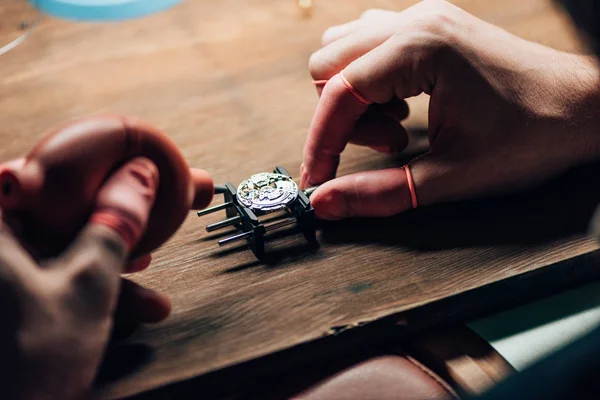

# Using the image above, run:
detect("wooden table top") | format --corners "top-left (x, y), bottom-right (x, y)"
top-left (2, 0), bottom-right (600, 398)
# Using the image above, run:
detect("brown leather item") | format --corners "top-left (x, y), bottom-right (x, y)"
top-left (291, 355), bottom-right (460, 400)
top-left (235, 325), bottom-right (513, 400)
top-left (406, 326), bottom-right (516, 397)
top-left (0, 114), bottom-right (214, 259)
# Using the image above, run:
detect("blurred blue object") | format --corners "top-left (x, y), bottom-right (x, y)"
top-left (30, 0), bottom-right (183, 21)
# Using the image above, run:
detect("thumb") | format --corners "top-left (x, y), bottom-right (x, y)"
top-left (89, 157), bottom-right (159, 251)
top-left (310, 152), bottom-right (449, 220)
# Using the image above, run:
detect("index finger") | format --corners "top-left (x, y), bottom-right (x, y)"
top-left (301, 73), bottom-right (372, 188)
top-left (60, 157), bottom-right (159, 269)
top-left (54, 158), bottom-right (159, 318)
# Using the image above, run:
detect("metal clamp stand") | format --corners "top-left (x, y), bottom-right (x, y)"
top-left (197, 166), bottom-right (317, 259)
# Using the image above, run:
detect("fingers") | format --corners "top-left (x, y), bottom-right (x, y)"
top-left (60, 156), bottom-right (160, 271)
top-left (190, 167), bottom-right (214, 210)
top-left (310, 85), bottom-right (410, 155)
top-left (301, 74), bottom-right (371, 188)
top-left (89, 157), bottom-right (160, 252)
top-left (310, 152), bottom-right (452, 220)
top-left (53, 158), bottom-right (160, 318)
top-left (114, 278), bottom-right (171, 324)
top-left (320, 9), bottom-right (398, 46)
top-left (309, 4), bottom-right (432, 82)
top-left (321, 20), bottom-right (366, 46)
top-left (309, 29), bottom-right (392, 82)
top-left (305, 3), bottom-right (470, 219)
top-left (303, 26), bottom-right (443, 187)
top-left (342, 36), bottom-right (425, 105)
top-left (310, 167), bottom-right (414, 220)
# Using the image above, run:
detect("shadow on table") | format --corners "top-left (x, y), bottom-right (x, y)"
top-left (318, 160), bottom-right (600, 250)
top-left (207, 226), bottom-right (322, 273)
top-left (95, 342), bottom-right (154, 385)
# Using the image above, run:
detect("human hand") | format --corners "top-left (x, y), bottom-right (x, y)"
top-left (302, 0), bottom-right (600, 220)
top-left (0, 157), bottom-right (167, 399)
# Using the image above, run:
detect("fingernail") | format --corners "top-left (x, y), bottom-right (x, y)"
top-left (91, 157), bottom-right (159, 250)
top-left (127, 158), bottom-right (159, 201)
top-left (300, 165), bottom-right (311, 189)
top-left (311, 188), bottom-right (344, 220)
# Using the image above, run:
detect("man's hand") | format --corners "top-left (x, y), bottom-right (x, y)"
top-left (302, 0), bottom-right (600, 219)
top-left (0, 157), bottom-right (168, 399)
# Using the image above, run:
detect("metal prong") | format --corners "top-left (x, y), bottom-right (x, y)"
top-left (197, 202), bottom-right (233, 217)
top-left (303, 186), bottom-right (318, 198)
top-left (206, 216), bottom-right (242, 232)
top-left (265, 217), bottom-right (297, 231)
top-left (218, 231), bottom-right (253, 246)
top-left (217, 218), bottom-right (297, 247)
top-left (214, 184), bottom-right (228, 194)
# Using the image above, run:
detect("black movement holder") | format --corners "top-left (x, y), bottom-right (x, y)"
top-left (197, 166), bottom-right (318, 259)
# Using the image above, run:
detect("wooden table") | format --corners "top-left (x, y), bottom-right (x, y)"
top-left (1, 0), bottom-right (600, 398)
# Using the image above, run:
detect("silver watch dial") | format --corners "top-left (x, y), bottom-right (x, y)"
top-left (236, 172), bottom-right (299, 213)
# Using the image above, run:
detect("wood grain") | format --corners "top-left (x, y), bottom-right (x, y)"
top-left (0, 0), bottom-right (599, 398)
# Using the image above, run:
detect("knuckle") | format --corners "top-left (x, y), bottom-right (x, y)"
top-left (321, 27), bottom-right (337, 45)
top-left (394, 8), bottom-right (456, 58)
top-left (411, 0), bottom-right (458, 36)
top-left (418, 10), bottom-right (453, 36)
top-left (359, 8), bottom-right (382, 20)
top-left (385, 33), bottom-right (439, 98)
